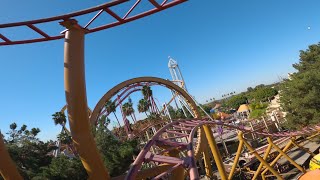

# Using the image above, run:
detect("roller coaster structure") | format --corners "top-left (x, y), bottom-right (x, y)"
top-left (1, 1), bottom-right (320, 180)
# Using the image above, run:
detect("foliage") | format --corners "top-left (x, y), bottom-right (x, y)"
top-left (147, 112), bottom-right (161, 120)
top-left (249, 87), bottom-right (278, 102)
top-left (197, 104), bottom-right (211, 117)
top-left (137, 98), bottom-right (150, 115)
top-left (39, 156), bottom-right (87, 180)
top-left (201, 104), bottom-right (211, 114)
top-left (175, 108), bottom-right (186, 119)
top-left (249, 109), bottom-right (266, 119)
top-left (225, 94), bottom-right (248, 110)
top-left (105, 100), bottom-right (121, 127)
top-left (249, 102), bottom-right (268, 119)
top-left (254, 84), bottom-right (265, 90)
top-left (167, 105), bottom-right (177, 119)
top-left (280, 43), bottom-right (320, 129)
top-left (52, 112), bottom-right (67, 126)
top-left (3, 118), bottom-right (139, 179)
top-left (105, 100), bottom-right (116, 114)
top-left (182, 106), bottom-right (193, 118)
top-left (122, 102), bottom-right (134, 117)
top-left (142, 85), bottom-right (152, 100)
top-left (38, 156), bottom-right (88, 180)
top-left (249, 102), bottom-right (268, 111)
top-left (164, 105), bottom-right (191, 119)
top-left (5, 123), bottom-right (56, 179)
top-left (57, 131), bottom-right (72, 145)
top-left (94, 120), bottom-right (139, 177)
top-left (247, 87), bottom-right (254, 92)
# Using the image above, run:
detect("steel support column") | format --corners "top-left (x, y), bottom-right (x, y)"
top-left (252, 143), bottom-right (272, 180)
top-left (202, 148), bottom-right (213, 178)
top-left (60, 19), bottom-right (109, 179)
top-left (267, 137), bottom-right (305, 173)
top-left (203, 125), bottom-right (227, 180)
top-left (261, 140), bottom-right (293, 179)
top-left (228, 132), bottom-right (244, 180)
top-left (240, 136), bottom-right (283, 180)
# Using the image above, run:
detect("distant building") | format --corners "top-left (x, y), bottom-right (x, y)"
top-left (237, 104), bottom-right (250, 120)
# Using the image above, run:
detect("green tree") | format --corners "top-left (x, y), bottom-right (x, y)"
top-left (19, 124), bottom-right (27, 133)
top-left (175, 108), bottom-right (186, 119)
top-left (225, 94), bottom-right (248, 109)
top-left (122, 102), bottom-right (136, 123)
top-left (39, 156), bottom-right (87, 180)
top-left (52, 112), bottom-right (67, 126)
top-left (105, 100), bottom-right (121, 127)
top-left (249, 102), bottom-right (268, 119)
top-left (8, 122), bottom-right (18, 143)
top-left (94, 120), bottom-right (138, 177)
top-left (198, 104), bottom-right (211, 117)
top-left (57, 131), bottom-right (72, 145)
top-left (137, 99), bottom-right (150, 116)
top-left (167, 105), bottom-right (177, 119)
top-left (280, 43), bottom-right (320, 129)
top-left (10, 122), bottom-right (17, 130)
top-left (142, 85), bottom-right (152, 100)
top-left (250, 87), bottom-right (278, 102)
top-left (52, 112), bottom-right (70, 134)
top-left (254, 84), bottom-right (265, 90)
top-left (142, 85), bottom-right (153, 113)
top-left (5, 123), bottom-right (56, 179)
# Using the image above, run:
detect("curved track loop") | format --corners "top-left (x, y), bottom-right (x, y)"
top-left (126, 118), bottom-right (320, 179)
top-left (90, 77), bottom-right (200, 125)
top-left (93, 82), bottom-right (158, 123)
top-left (90, 77), bottom-right (209, 178)
top-left (90, 77), bottom-right (203, 159)
top-left (0, 0), bottom-right (186, 45)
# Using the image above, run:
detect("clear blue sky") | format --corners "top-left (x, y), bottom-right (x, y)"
top-left (1, 0), bottom-right (320, 140)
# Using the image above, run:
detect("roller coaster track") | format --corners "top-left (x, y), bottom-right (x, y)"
top-left (0, 0), bottom-right (188, 177)
top-left (125, 118), bottom-right (320, 179)
top-left (0, 0), bottom-right (186, 46)
top-left (97, 82), bottom-right (158, 120)
top-left (1, 1), bottom-right (320, 178)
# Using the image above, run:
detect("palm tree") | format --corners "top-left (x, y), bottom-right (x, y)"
top-left (122, 102), bottom-right (136, 123)
top-left (128, 97), bottom-right (137, 122)
top-left (30, 128), bottom-right (40, 137)
top-left (142, 85), bottom-right (153, 113)
top-left (138, 99), bottom-right (150, 116)
top-left (129, 104), bottom-right (136, 123)
top-left (57, 131), bottom-right (72, 145)
top-left (9, 123), bottom-right (17, 130)
top-left (52, 112), bottom-right (70, 134)
top-left (52, 112), bottom-right (70, 157)
top-left (142, 85), bottom-right (152, 99)
top-left (105, 100), bottom-right (121, 127)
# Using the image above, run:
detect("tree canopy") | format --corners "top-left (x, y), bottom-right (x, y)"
top-left (280, 43), bottom-right (320, 129)
top-left (4, 123), bottom-right (59, 179)
top-left (2, 118), bottom-right (139, 179)
top-left (226, 95), bottom-right (248, 110)
top-left (94, 120), bottom-right (139, 177)
top-left (249, 87), bottom-right (278, 102)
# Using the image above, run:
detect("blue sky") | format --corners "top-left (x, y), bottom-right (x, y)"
top-left (1, 0), bottom-right (320, 140)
